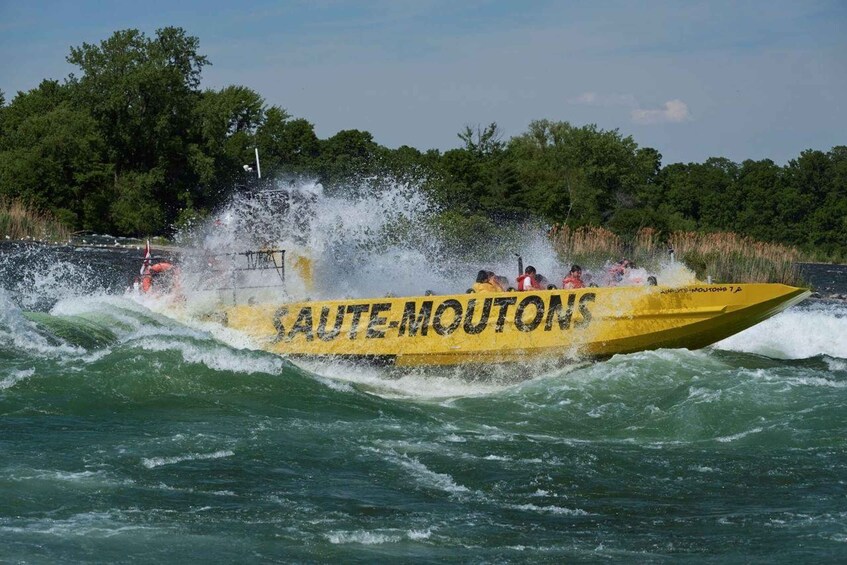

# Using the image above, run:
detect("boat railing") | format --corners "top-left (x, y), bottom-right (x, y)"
top-left (178, 249), bottom-right (287, 303)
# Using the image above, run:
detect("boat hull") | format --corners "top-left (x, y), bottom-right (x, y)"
top-left (223, 284), bottom-right (810, 366)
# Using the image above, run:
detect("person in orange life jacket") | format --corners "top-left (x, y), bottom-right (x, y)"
top-left (141, 262), bottom-right (175, 293)
top-left (472, 270), bottom-right (505, 293)
top-left (562, 264), bottom-right (585, 289)
top-left (516, 265), bottom-right (543, 291)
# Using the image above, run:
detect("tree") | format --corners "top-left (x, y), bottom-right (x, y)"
top-left (66, 27), bottom-right (210, 231)
top-left (691, 157), bottom-right (739, 230)
top-left (508, 120), bottom-right (653, 227)
top-left (733, 159), bottom-right (783, 241)
top-left (317, 129), bottom-right (382, 189)
top-left (0, 81), bottom-right (111, 229)
top-left (194, 85), bottom-right (266, 201)
top-left (255, 109), bottom-right (320, 176)
top-left (458, 122), bottom-right (505, 157)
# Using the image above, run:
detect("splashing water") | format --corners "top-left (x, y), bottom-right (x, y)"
top-left (170, 177), bottom-right (695, 305)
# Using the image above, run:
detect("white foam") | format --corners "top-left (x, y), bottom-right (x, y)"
top-left (294, 359), bottom-right (522, 400)
top-left (0, 512), bottom-right (156, 538)
top-left (508, 503), bottom-right (590, 516)
top-left (0, 289), bottom-right (83, 357)
top-left (141, 449), bottom-right (235, 469)
top-left (326, 530), bottom-right (403, 545)
top-left (326, 527), bottom-right (433, 545)
top-left (0, 248), bottom-right (110, 311)
top-left (0, 368), bottom-right (35, 390)
top-left (136, 338), bottom-right (284, 375)
top-left (686, 386), bottom-right (722, 403)
top-left (49, 293), bottom-right (140, 317)
top-left (715, 304), bottom-right (847, 359)
top-left (7, 468), bottom-right (134, 487)
top-left (716, 427), bottom-right (763, 443)
top-left (395, 455), bottom-right (469, 494)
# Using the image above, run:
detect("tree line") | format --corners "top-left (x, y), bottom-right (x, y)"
top-left (0, 27), bottom-right (844, 260)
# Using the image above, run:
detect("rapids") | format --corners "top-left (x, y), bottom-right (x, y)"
top-left (1, 180), bottom-right (846, 562)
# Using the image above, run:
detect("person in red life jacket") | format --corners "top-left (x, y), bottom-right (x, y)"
top-left (516, 265), bottom-right (543, 291)
top-left (562, 265), bottom-right (585, 289)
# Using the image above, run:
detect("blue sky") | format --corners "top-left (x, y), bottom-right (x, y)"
top-left (1, 0), bottom-right (845, 165)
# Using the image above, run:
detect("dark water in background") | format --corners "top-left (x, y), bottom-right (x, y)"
top-left (800, 263), bottom-right (847, 297)
top-left (1, 242), bottom-right (846, 563)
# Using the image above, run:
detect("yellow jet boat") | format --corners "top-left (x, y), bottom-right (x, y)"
top-left (222, 283), bottom-right (810, 366)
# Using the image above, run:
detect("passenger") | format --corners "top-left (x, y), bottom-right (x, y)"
top-left (488, 271), bottom-right (507, 292)
top-left (516, 265), bottom-right (543, 291)
top-left (607, 259), bottom-right (633, 286)
top-left (472, 270), bottom-right (504, 293)
top-left (562, 265), bottom-right (585, 289)
top-left (493, 274), bottom-right (512, 292)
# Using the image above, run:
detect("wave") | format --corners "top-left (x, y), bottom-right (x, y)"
top-left (715, 301), bottom-right (847, 359)
top-left (141, 449), bottom-right (235, 469)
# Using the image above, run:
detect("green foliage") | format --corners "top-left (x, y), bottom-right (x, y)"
top-left (0, 81), bottom-right (112, 226)
top-left (430, 210), bottom-right (499, 257)
top-left (255, 109), bottom-right (320, 176)
top-left (110, 170), bottom-right (167, 235)
top-left (194, 85), bottom-right (267, 198)
top-left (0, 26), bottom-right (844, 263)
top-left (506, 120), bottom-right (658, 227)
top-left (317, 129), bottom-right (382, 188)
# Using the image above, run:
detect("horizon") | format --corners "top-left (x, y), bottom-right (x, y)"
top-left (1, 0), bottom-right (845, 166)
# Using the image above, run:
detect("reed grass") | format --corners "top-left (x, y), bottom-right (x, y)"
top-left (667, 231), bottom-right (804, 285)
top-left (0, 197), bottom-right (71, 243)
top-left (549, 225), bottom-right (805, 285)
top-left (548, 225), bottom-right (622, 267)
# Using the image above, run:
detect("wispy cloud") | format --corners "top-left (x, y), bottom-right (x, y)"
top-left (568, 91), bottom-right (637, 107)
top-left (570, 92), bottom-right (690, 125)
top-left (631, 99), bottom-right (691, 124)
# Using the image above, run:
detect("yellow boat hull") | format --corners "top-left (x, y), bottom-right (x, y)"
top-left (223, 284), bottom-right (810, 366)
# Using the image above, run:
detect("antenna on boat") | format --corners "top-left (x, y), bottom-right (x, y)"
top-left (515, 254), bottom-right (523, 275)
top-left (254, 148), bottom-right (262, 179)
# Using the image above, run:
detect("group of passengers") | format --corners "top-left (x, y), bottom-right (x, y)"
top-left (472, 259), bottom-right (639, 293)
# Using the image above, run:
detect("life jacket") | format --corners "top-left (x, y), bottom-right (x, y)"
top-left (472, 281), bottom-right (499, 293)
top-left (561, 274), bottom-right (585, 289)
top-left (150, 262), bottom-right (173, 274)
top-left (516, 273), bottom-right (541, 291)
top-left (140, 262), bottom-right (175, 293)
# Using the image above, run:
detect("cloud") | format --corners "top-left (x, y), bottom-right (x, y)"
top-left (569, 91), bottom-right (637, 107)
top-left (631, 99), bottom-right (691, 124)
top-left (570, 92), bottom-right (598, 104)
top-left (569, 92), bottom-right (691, 125)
